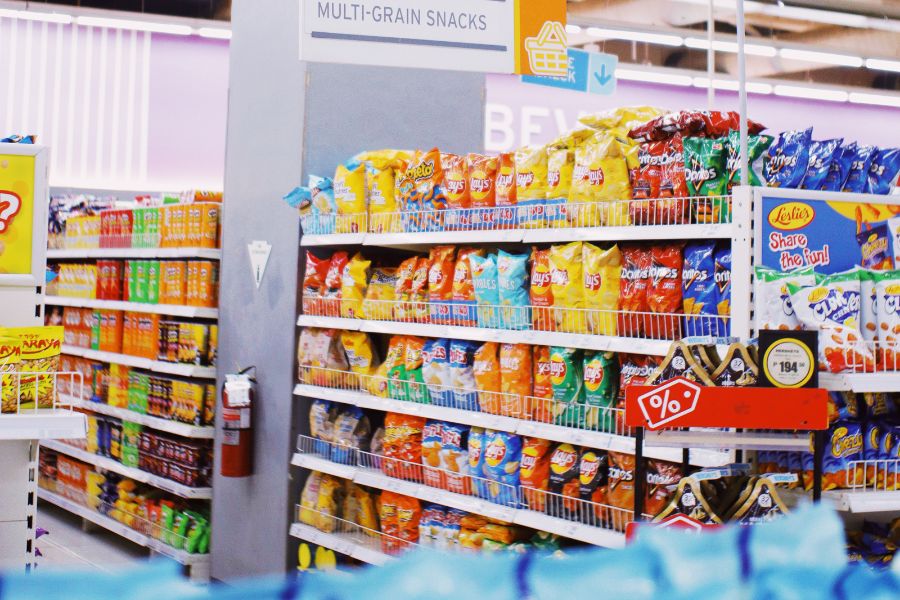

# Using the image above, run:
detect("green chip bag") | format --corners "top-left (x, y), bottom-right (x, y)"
top-left (583, 351), bottom-right (618, 431)
top-left (684, 137), bottom-right (729, 223)
top-left (726, 130), bottom-right (774, 191)
top-left (550, 346), bottom-right (584, 427)
top-left (387, 364), bottom-right (409, 402)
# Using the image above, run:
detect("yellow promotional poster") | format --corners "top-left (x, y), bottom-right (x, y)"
top-left (515, 0), bottom-right (568, 77)
top-left (0, 153), bottom-right (35, 275)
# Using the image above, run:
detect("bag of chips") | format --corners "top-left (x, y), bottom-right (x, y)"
top-left (423, 338), bottom-right (452, 406)
top-left (422, 420), bottom-right (444, 488)
top-left (858, 269), bottom-right (878, 343)
top-left (519, 437), bottom-right (552, 512)
top-left (550, 346), bottom-right (584, 427)
top-left (473, 341), bottom-right (501, 415)
top-left (495, 152), bottom-right (518, 228)
top-left (824, 421), bottom-right (863, 490)
top-left (450, 339), bottom-right (481, 411)
top-left (583, 352), bottom-right (618, 432)
top-left (333, 162), bottom-right (367, 233)
top-left (583, 243), bottom-right (622, 336)
top-left (618, 245), bottom-right (651, 337)
top-left (393, 256), bottom-right (420, 323)
top-left (754, 266), bottom-right (816, 330)
top-left (405, 336), bottom-right (430, 404)
top-left (570, 132), bottom-right (631, 227)
top-left (647, 243), bottom-right (684, 339)
top-left (515, 146), bottom-right (549, 228)
top-left (468, 427), bottom-right (489, 499)
top-left (857, 222), bottom-right (893, 271)
top-left (361, 267), bottom-right (398, 321)
top-left (550, 242), bottom-right (586, 333)
top-left (726, 130), bottom-right (774, 191)
top-left (321, 251), bottom-right (349, 316)
top-left (0, 337), bottom-right (21, 414)
top-left (843, 145), bottom-right (878, 193)
top-left (682, 241), bottom-right (718, 337)
top-left (800, 138), bottom-right (843, 190)
top-left (384, 336), bottom-right (409, 401)
top-left (714, 245), bottom-right (732, 337)
top-left (632, 136), bottom-right (690, 226)
top-left (874, 270), bottom-right (900, 369)
top-left (821, 142), bottom-right (856, 192)
top-left (340, 253), bottom-right (370, 319)
top-left (547, 443), bottom-right (582, 519)
top-left (531, 346), bottom-right (554, 424)
top-left (441, 422), bottom-right (471, 495)
top-left (298, 471), bottom-right (323, 527)
top-left (499, 343), bottom-right (532, 419)
top-left (867, 148), bottom-right (900, 195)
top-left (410, 256), bottom-right (431, 323)
top-left (399, 148), bottom-right (447, 232)
top-left (395, 494), bottom-right (422, 548)
top-left (467, 153), bottom-right (499, 228)
top-left (441, 153), bottom-right (470, 230)
top-left (606, 451), bottom-right (636, 521)
top-left (684, 137), bottom-right (728, 222)
top-left (366, 164), bottom-right (399, 233)
top-left (340, 330), bottom-right (378, 390)
top-left (764, 128), bottom-right (813, 189)
top-left (332, 406), bottom-right (370, 464)
top-left (497, 250), bottom-right (531, 331)
top-left (546, 143), bottom-right (574, 226)
top-left (530, 247), bottom-right (555, 332)
top-left (470, 253), bottom-right (501, 329)
top-left (452, 247), bottom-right (486, 327)
top-left (383, 412), bottom-right (426, 481)
top-left (302, 251), bottom-right (331, 315)
top-left (579, 449), bottom-right (609, 522)
top-left (483, 431), bottom-right (522, 507)
top-left (428, 245), bottom-right (457, 324)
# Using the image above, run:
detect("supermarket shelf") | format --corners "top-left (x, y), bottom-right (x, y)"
top-left (818, 372), bottom-right (900, 393)
top-left (300, 224), bottom-right (734, 249)
top-left (293, 384), bottom-right (729, 468)
top-left (290, 452), bottom-right (626, 548)
top-left (41, 440), bottom-right (212, 500)
top-left (37, 488), bottom-right (210, 566)
top-left (288, 523), bottom-right (391, 566)
top-left (46, 296), bottom-right (218, 319)
top-left (295, 315), bottom-right (672, 356)
top-left (824, 490), bottom-right (900, 514)
top-left (0, 410), bottom-right (87, 440)
top-left (644, 430), bottom-right (811, 451)
top-left (61, 345), bottom-right (216, 379)
top-left (47, 247), bottom-right (221, 260)
top-left (61, 395), bottom-right (214, 439)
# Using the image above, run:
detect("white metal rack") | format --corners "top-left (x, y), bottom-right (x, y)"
top-left (46, 296), bottom-right (218, 319)
top-left (61, 345), bottom-right (216, 379)
top-left (47, 247), bottom-right (222, 260)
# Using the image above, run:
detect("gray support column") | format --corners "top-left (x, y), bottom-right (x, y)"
top-left (216, 0), bottom-right (485, 578)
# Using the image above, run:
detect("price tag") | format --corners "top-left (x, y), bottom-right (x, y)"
top-left (759, 330), bottom-right (817, 388)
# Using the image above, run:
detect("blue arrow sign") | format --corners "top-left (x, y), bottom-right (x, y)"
top-left (588, 52), bottom-right (617, 95)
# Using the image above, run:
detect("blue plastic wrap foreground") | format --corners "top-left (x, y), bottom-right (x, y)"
top-left (2, 506), bottom-right (899, 600)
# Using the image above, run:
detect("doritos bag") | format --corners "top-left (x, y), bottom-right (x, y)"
top-left (726, 130), bottom-right (774, 191)
top-left (714, 245), bottom-right (731, 337)
top-left (683, 137), bottom-right (728, 222)
top-left (843, 145), bottom-right (878, 193)
top-left (867, 148), bottom-right (900, 195)
top-left (473, 341), bottom-right (501, 416)
top-left (428, 245), bottom-right (457, 324)
top-left (499, 343), bottom-right (532, 419)
top-left (550, 242), bottom-right (586, 333)
top-left (645, 460), bottom-right (682, 517)
top-left (647, 243), bottom-right (684, 339)
top-left (821, 142), bottom-right (856, 192)
top-left (763, 128), bottom-right (813, 189)
top-left (334, 162), bottom-right (367, 233)
top-left (606, 451), bottom-right (636, 521)
top-left (497, 250), bottom-right (531, 330)
top-left (530, 247), bottom-right (554, 332)
top-left (618, 245), bottom-right (651, 336)
top-left (452, 247), bottom-right (486, 327)
top-left (519, 437), bottom-right (552, 512)
top-left (340, 252), bottom-right (370, 319)
top-left (682, 241), bottom-right (719, 337)
top-left (442, 153), bottom-right (470, 230)
top-left (801, 138), bottom-right (843, 191)
top-left (495, 152), bottom-right (517, 228)
top-left (583, 243), bottom-right (622, 336)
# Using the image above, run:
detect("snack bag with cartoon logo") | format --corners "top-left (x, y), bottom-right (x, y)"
top-left (333, 162), bottom-right (367, 233)
top-left (441, 422), bottom-right (471, 495)
top-left (482, 431), bottom-right (522, 507)
top-left (467, 153), bottom-right (499, 228)
top-left (515, 146), bottom-right (549, 228)
top-left (550, 242), bottom-right (586, 333)
top-left (499, 343), bottom-right (532, 419)
top-left (400, 148), bottom-right (447, 232)
top-left (495, 153), bottom-right (517, 228)
top-left (423, 338), bottom-right (451, 406)
top-left (754, 266), bottom-right (816, 331)
top-left (790, 269), bottom-right (874, 373)
top-left (452, 247), bottom-right (486, 327)
top-left (583, 243), bottom-right (622, 336)
top-left (824, 421), bottom-right (863, 490)
top-left (583, 352), bottom-right (618, 432)
top-left (550, 347), bottom-right (584, 427)
top-left (442, 153), bottom-right (470, 230)
top-left (530, 247), bottom-right (555, 332)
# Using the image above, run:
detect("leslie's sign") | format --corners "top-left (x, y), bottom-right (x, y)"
top-left (299, 0), bottom-right (567, 76)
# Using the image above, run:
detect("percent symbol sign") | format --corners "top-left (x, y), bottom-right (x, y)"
top-left (647, 388), bottom-right (690, 419)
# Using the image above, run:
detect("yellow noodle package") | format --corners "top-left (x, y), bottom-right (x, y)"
top-left (1, 326), bottom-right (64, 410)
top-left (570, 133), bottom-right (631, 227)
top-left (549, 242), bottom-right (586, 333)
top-left (583, 243), bottom-right (623, 336)
top-left (334, 163), bottom-right (367, 233)
top-left (0, 337), bottom-right (21, 413)
top-left (340, 253), bottom-right (371, 319)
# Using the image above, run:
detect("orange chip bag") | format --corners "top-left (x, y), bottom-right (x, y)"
top-left (400, 148), bottom-right (447, 232)
top-left (583, 243), bottom-right (623, 336)
top-left (428, 246), bottom-right (457, 324)
top-left (395, 494), bottom-right (422, 548)
top-left (500, 343), bottom-right (532, 419)
top-left (395, 256), bottom-right (419, 322)
top-left (383, 412), bottom-right (426, 481)
top-left (519, 437), bottom-right (552, 512)
top-left (379, 491), bottom-right (400, 554)
top-left (530, 247), bottom-right (554, 332)
top-left (452, 247), bottom-right (486, 327)
top-left (473, 341), bottom-right (501, 415)
top-left (468, 153), bottom-right (498, 208)
top-left (550, 242), bottom-right (586, 333)
top-left (410, 256), bottom-right (432, 323)
top-left (495, 152), bottom-right (517, 229)
top-left (442, 153), bottom-right (470, 231)
top-left (302, 251), bottom-right (331, 315)
top-left (531, 346), bottom-right (554, 423)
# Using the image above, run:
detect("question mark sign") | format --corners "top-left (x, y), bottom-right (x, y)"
top-left (0, 191), bottom-right (22, 233)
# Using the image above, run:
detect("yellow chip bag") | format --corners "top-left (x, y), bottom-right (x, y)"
top-left (583, 243), bottom-right (623, 336)
top-left (547, 145), bottom-right (574, 228)
top-left (367, 360), bottom-right (391, 398)
top-left (0, 337), bottom-right (21, 413)
top-left (515, 146), bottom-right (548, 228)
top-left (340, 253), bottom-right (371, 319)
top-left (334, 163), bottom-right (367, 233)
top-left (340, 331), bottom-right (378, 390)
top-left (367, 166), bottom-right (399, 233)
top-left (570, 133), bottom-right (632, 227)
top-left (549, 242), bottom-right (586, 333)
top-left (578, 106), bottom-right (664, 131)
top-left (360, 268), bottom-right (397, 320)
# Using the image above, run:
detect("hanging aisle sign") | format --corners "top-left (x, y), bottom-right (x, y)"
top-left (298, 0), bottom-right (568, 76)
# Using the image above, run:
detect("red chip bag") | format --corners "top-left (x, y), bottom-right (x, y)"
top-left (468, 153), bottom-right (498, 208)
top-left (647, 243), bottom-right (684, 339)
top-left (302, 251), bottom-right (331, 315)
top-left (395, 256), bottom-right (419, 323)
top-left (323, 251), bottom-right (349, 316)
top-left (618, 245), bottom-right (651, 336)
top-left (410, 256), bottom-right (432, 323)
top-left (428, 246), bottom-right (457, 324)
top-left (656, 136), bottom-right (689, 224)
top-left (443, 153), bottom-right (470, 230)
top-left (520, 437), bottom-right (552, 512)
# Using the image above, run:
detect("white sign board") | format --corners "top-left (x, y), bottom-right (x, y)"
top-left (247, 240), bottom-right (272, 289)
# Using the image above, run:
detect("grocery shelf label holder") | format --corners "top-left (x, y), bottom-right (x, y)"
top-left (625, 379), bottom-right (829, 519)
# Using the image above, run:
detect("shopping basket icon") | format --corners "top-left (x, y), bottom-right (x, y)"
top-left (525, 21), bottom-right (568, 77)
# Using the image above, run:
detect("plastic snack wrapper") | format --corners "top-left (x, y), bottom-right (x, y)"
top-left (578, 449), bottom-right (608, 517)
top-left (497, 250), bottom-right (531, 330)
top-left (859, 269), bottom-right (878, 342)
top-left (519, 436), bottom-right (552, 512)
top-left (382, 412), bottom-right (426, 481)
top-left (546, 143), bottom-right (574, 225)
top-left (530, 247), bottom-right (555, 332)
top-left (618, 244), bottom-right (651, 337)
top-left (473, 341), bottom-right (501, 415)
top-left (410, 256), bottom-right (431, 323)
top-left (857, 222), bottom-right (893, 271)
top-left (495, 152), bottom-right (518, 228)
top-left (499, 343), bottom-right (532, 419)
top-left (450, 339), bottom-right (481, 412)
top-left (821, 142), bottom-right (857, 192)
top-left (333, 162), bottom-right (367, 233)
top-left (394, 256), bottom-right (420, 323)
top-left (606, 451), bottom-right (636, 519)
top-left (714, 245), bottom-right (732, 336)
top-left (874, 269), bottom-right (900, 367)
top-left (360, 267), bottom-right (397, 320)
top-left (763, 128), bottom-right (813, 189)
top-left (339, 253), bottom-right (370, 319)
top-left (647, 243), bottom-right (684, 339)
top-left (550, 241), bottom-right (586, 333)
top-left (470, 253), bottom-right (501, 329)
top-left (867, 147), bottom-right (900, 195)
top-left (531, 345), bottom-right (554, 424)
top-left (404, 336), bottom-right (430, 404)
top-left (682, 241), bottom-right (719, 336)
top-left (340, 330), bottom-right (378, 388)
top-left (302, 250), bottom-right (331, 315)
top-left (384, 336), bottom-right (409, 401)
top-left (468, 427), bottom-right (489, 499)
top-left (583, 243), bottom-right (622, 336)
top-left (442, 153), bottom-right (470, 230)
top-left (451, 247), bottom-right (486, 327)
top-left (570, 132), bottom-right (631, 227)
top-left (441, 422), bottom-right (471, 495)
top-left (482, 430), bottom-right (522, 507)
top-left (754, 266), bottom-right (816, 330)
top-left (515, 145), bottom-right (549, 228)
top-left (550, 346), bottom-right (585, 427)
top-left (583, 351), bottom-right (618, 431)
top-left (466, 153), bottom-right (499, 229)
top-left (683, 137), bottom-right (728, 222)
top-left (843, 144), bottom-right (878, 193)
top-left (423, 338), bottom-right (452, 406)
top-left (399, 148), bottom-right (447, 232)
top-left (428, 245), bottom-right (457, 324)
top-left (726, 130), bottom-right (773, 190)
top-left (632, 135), bottom-right (689, 225)
top-left (332, 406), bottom-right (370, 464)
top-left (422, 420), bottom-right (444, 488)
top-left (801, 138), bottom-right (843, 190)
top-left (548, 443), bottom-right (581, 520)
top-left (823, 420), bottom-right (863, 490)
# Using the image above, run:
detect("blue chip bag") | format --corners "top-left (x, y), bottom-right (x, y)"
top-left (801, 138), bottom-right (843, 190)
top-left (763, 128), bottom-right (813, 188)
top-left (423, 338), bottom-right (452, 407)
top-left (497, 250), bottom-right (531, 331)
top-left (449, 340), bottom-right (481, 411)
top-left (821, 142), bottom-right (856, 191)
top-left (682, 241), bottom-right (718, 337)
top-left (470, 253), bottom-right (501, 329)
top-left (824, 420), bottom-right (863, 490)
top-left (867, 147), bottom-right (900, 195)
top-left (468, 427), bottom-right (490, 500)
top-left (843, 145), bottom-right (878, 193)
top-left (482, 430), bottom-right (522, 507)
top-left (714, 245), bottom-right (731, 337)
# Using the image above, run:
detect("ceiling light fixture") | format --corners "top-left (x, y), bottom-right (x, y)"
top-left (773, 84), bottom-right (849, 102)
top-left (848, 92), bottom-right (900, 108)
top-left (565, 24), bottom-right (582, 35)
top-left (196, 27), bottom-right (232, 40)
top-left (691, 77), bottom-right (773, 94)
top-left (617, 69), bottom-right (693, 86)
top-left (586, 27), bottom-right (683, 47)
top-left (684, 37), bottom-right (777, 57)
top-left (778, 48), bottom-right (864, 68)
top-left (76, 15), bottom-right (192, 36)
top-left (0, 8), bottom-right (73, 23)
top-left (865, 58), bottom-right (900, 74)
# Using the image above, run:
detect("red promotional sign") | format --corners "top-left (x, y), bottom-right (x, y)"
top-left (624, 377), bottom-right (828, 430)
top-left (625, 513), bottom-right (720, 543)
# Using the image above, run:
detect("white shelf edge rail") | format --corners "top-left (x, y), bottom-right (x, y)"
top-left (288, 523), bottom-right (392, 566)
top-left (41, 440), bottom-right (212, 499)
top-left (47, 247), bottom-right (222, 260)
top-left (46, 296), bottom-right (219, 319)
top-left (61, 345), bottom-right (216, 379)
top-left (61, 395), bottom-right (214, 439)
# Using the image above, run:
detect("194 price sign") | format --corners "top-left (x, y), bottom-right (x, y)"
top-left (759, 330), bottom-right (818, 389)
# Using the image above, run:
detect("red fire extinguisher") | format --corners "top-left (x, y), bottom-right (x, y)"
top-left (221, 367), bottom-right (255, 477)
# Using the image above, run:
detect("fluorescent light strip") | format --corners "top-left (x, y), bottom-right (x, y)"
top-left (684, 37), bottom-right (776, 57)
top-left (848, 92), bottom-right (900, 108)
top-left (586, 27), bottom-right (683, 47)
top-left (773, 84), bottom-right (848, 103)
top-left (617, 69), bottom-right (692, 86)
top-left (0, 8), bottom-right (72, 23)
top-left (691, 77), bottom-right (772, 95)
top-left (565, 24), bottom-right (582, 35)
top-left (76, 16), bottom-right (192, 36)
top-left (196, 27), bottom-right (232, 40)
top-left (778, 48), bottom-right (863, 68)
top-left (865, 58), bottom-right (900, 74)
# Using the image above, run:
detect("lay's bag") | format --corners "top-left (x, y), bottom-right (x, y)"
top-left (340, 253), bottom-right (370, 319)
top-left (583, 243), bottom-right (622, 336)
top-left (515, 145), bottom-right (549, 228)
top-left (470, 253), bottom-right (501, 329)
top-left (570, 132), bottom-right (631, 227)
top-left (497, 250), bottom-right (531, 330)
top-left (550, 242), bottom-right (586, 333)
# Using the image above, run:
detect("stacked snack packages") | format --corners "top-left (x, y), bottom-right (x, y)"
top-left (0, 326), bottom-right (64, 412)
top-left (299, 246), bottom-right (731, 339)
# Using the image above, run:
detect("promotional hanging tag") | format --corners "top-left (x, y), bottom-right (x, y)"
top-left (758, 329), bottom-right (818, 388)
